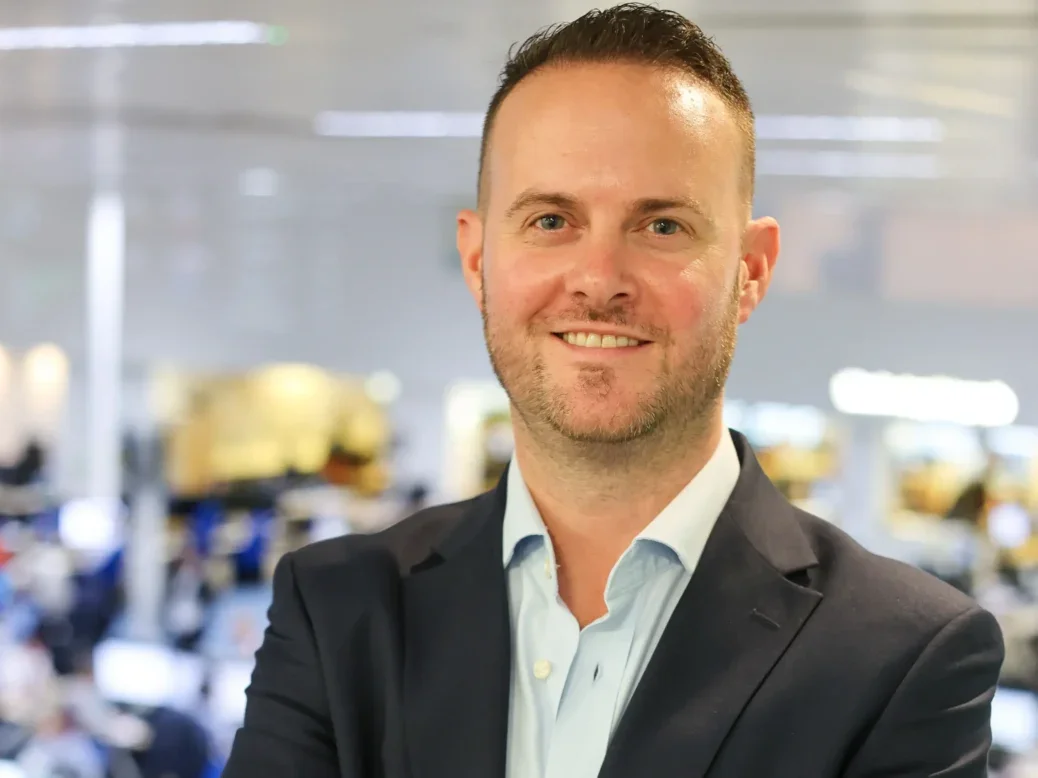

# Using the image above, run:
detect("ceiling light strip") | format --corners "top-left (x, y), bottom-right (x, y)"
top-left (313, 111), bottom-right (943, 143)
top-left (0, 22), bottom-right (279, 50)
top-left (757, 150), bottom-right (939, 179)
top-left (829, 368), bottom-right (1019, 428)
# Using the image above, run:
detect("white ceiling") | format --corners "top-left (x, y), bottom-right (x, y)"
top-left (1, 0), bottom-right (1038, 420)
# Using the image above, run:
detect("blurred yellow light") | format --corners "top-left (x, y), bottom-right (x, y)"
top-left (23, 343), bottom-right (68, 391)
top-left (22, 344), bottom-right (70, 439)
top-left (254, 363), bottom-right (329, 401)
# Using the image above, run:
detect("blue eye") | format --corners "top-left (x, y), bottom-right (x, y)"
top-left (649, 219), bottom-right (681, 236)
top-left (536, 214), bottom-right (566, 231)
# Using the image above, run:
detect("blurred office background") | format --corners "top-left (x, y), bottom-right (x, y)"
top-left (2, 0), bottom-right (1038, 775)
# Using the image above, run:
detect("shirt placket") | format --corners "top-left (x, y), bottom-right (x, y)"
top-left (542, 555), bottom-right (647, 778)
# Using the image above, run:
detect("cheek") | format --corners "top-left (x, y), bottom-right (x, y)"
top-left (483, 254), bottom-right (558, 327)
top-left (652, 272), bottom-right (718, 337)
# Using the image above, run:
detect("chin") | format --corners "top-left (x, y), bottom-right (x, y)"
top-left (552, 418), bottom-right (658, 445)
top-left (547, 401), bottom-right (660, 444)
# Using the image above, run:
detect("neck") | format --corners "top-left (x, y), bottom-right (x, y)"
top-left (511, 404), bottom-right (726, 551)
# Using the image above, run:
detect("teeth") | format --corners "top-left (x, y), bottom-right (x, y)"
top-left (562, 332), bottom-right (642, 348)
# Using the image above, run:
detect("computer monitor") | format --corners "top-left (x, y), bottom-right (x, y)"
top-left (991, 686), bottom-right (1038, 754)
top-left (93, 640), bottom-right (205, 709)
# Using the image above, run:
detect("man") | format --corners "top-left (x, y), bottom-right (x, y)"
top-left (224, 5), bottom-right (1005, 777)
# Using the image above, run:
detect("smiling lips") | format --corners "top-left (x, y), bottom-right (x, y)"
top-left (557, 331), bottom-right (646, 349)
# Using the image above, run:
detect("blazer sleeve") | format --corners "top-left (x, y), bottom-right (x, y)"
top-left (223, 552), bottom-right (340, 778)
top-left (842, 605), bottom-right (1005, 778)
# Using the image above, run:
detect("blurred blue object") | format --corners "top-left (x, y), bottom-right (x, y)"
top-left (0, 570), bottom-right (11, 613)
top-left (232, 510), bottom-right (271, 583)
top-left (192, 500), bottom-right (222, 558)
top-left (31, 507), bottom-right (60, 540)
top-left (134, 706), bottom-right (211, 778)
top-left (2, 598), bottom-right (39, 643)
top-left (94, 548), bottom-right (123, 590)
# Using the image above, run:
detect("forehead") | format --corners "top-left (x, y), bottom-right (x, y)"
top-left (486, 62), bottom-right (744, 213)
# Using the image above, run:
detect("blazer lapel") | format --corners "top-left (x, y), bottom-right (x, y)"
top-left (402, 479), bottom-right (511, 778)
top-left (600, 432), bottom-right (824, 778)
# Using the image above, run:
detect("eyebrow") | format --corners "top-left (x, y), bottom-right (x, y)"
top-left (503, 188), bottom-right (715, 229)
top-left (631, 197), bottom-right (714, 229)
top-left (503, 190), bottom-right (580, 220)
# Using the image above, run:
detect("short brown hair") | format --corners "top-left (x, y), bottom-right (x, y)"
top-left (477, 3), bottom-right (755, 208)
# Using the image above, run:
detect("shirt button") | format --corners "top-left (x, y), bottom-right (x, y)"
top-left (533, 659), bottom-right (552, 680)
top-left (543, 557), bottom-right (552, 578)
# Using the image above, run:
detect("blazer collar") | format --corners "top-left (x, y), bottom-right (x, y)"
top-left (723, 429), bottom-right (819, 575)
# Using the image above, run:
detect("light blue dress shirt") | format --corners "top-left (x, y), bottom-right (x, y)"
top-left (503, 430), bottom-right (741, 778)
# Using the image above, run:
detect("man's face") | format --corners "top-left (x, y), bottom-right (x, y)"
top-left (459, 62), bottom-right (777, 445)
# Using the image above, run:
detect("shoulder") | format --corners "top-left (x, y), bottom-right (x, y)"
top-left (793, 509), bottom-right (985, 634)
top-left (786, 510), bottom-right (1002, 707)
top-left (287, 493), bottom-right (483, 589)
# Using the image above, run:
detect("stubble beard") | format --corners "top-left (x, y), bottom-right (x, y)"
top-left (482, 279), bottom-right (740, 463)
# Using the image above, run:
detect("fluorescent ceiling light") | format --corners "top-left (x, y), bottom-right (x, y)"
top-left (755, 116), bottom-right (943, 143)
top-left (314, 111), bottom-right (485, 138)
top-left (314, 112), bottom-right (942, 179)
top-left (0, 22), bottom-right (282, 50)
top-left (829, 368), bottom-right (1019, 428)
top-left (757, 150), bottom-right (938, 179)
top-left (313, 111), bottom-right (943, 143)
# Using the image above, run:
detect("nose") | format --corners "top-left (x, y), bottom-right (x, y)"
top-left (562, 239), bottom-right (637, 308)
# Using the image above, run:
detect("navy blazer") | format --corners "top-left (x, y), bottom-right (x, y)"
top-left (224, 431), bottom-right (1004, 778)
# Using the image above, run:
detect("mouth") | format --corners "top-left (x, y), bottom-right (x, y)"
top-left (552, 331), bottom-right (650, 350)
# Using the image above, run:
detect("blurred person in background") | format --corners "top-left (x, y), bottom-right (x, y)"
top-left (226, 5), bottom-right (1004, 778)
top-left (15, 709), bottom-right (107, 778)
top-left (131, 706), bottom-right (211, 778)
top-left (7, 528), bottom-right (78, 675)
top-left (164, 541), bottom-right (212, 652)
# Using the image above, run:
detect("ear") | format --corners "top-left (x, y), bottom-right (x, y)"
top-left (457, 208), bottom-right (485, 309)
top-left (737, 216), bottom-right (780, 324)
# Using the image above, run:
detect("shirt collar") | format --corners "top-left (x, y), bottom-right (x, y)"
top-left (501, 429), bottom-right (742, 572)
top-left (636, 429), bottom-right (740, 571)
top-left (502, 456), bottom-right (547, 567)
